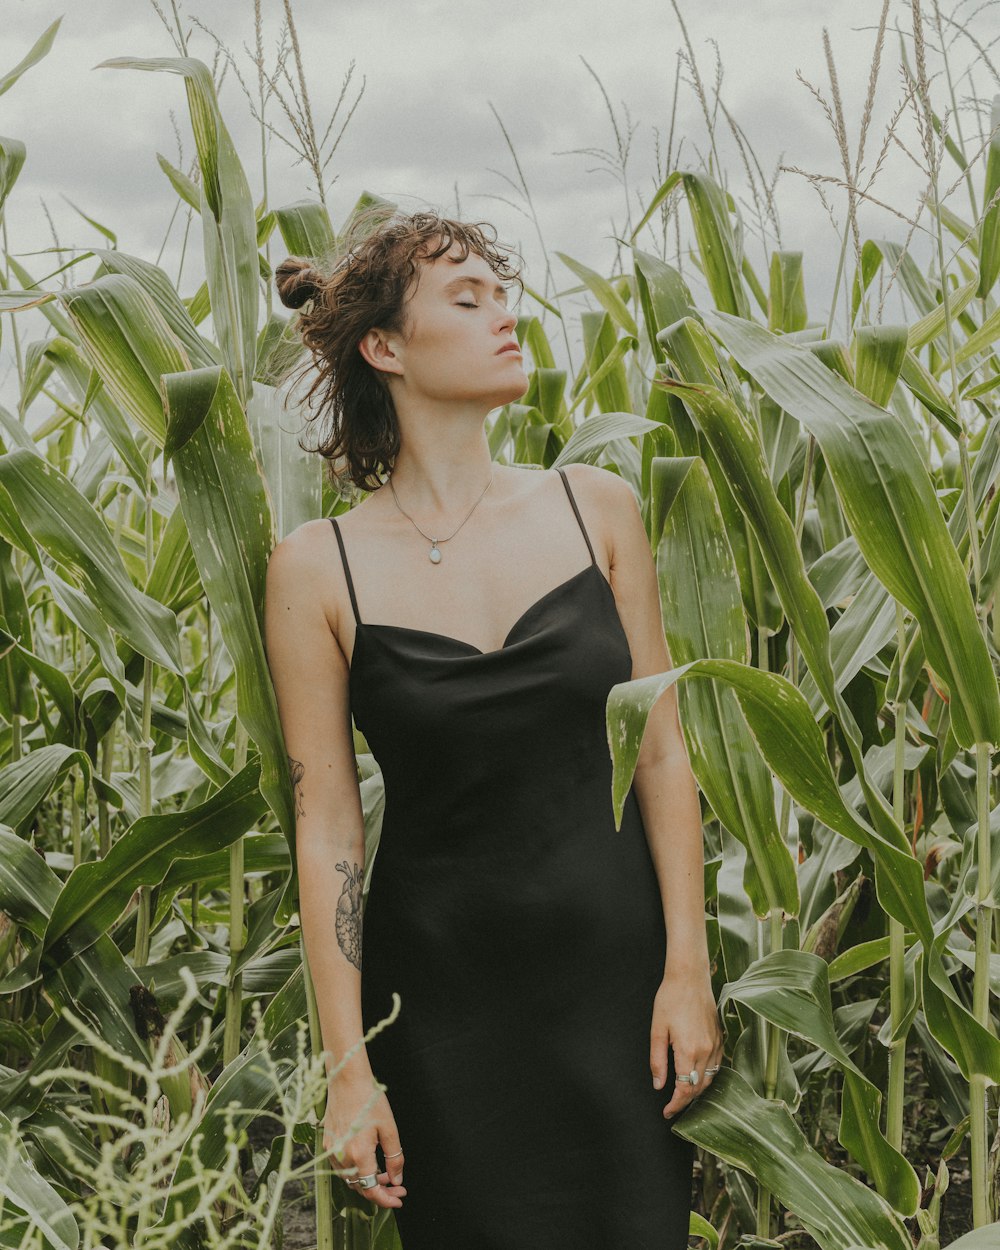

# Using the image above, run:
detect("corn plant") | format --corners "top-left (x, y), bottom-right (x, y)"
top-left (2, 3), bottom-right (1000, 1248)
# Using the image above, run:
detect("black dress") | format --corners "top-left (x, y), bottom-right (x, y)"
top-left (330, 467), bottom-right (694, 1249)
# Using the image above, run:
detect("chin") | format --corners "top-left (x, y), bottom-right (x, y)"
top-left (500, 380), bottom-right (529, 404)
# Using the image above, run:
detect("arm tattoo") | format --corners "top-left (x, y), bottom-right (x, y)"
top-left (287, 754), bottom-right (305, 819)
top-left (335, 859), bottom-right (364, 970)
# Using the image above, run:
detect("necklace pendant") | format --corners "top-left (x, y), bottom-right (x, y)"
top-left (429, 540), bottom-right (442, 564)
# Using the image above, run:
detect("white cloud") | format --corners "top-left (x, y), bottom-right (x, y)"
top-left (0, 0), bottom-right (990, 406)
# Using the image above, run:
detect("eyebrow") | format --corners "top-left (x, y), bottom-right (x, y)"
top-left (441, 275), bottom-right (510, 302)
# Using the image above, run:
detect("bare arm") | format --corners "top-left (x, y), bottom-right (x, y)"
top-left (584, 465), bottom-right (721, 1112)
top-left (264, 524), bottom-right (372, 1083)
top-left (586, 466), bottom-right (710, 978)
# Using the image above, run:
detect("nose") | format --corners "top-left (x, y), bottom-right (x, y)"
top-left (497, 306), bottom-right (517, 333)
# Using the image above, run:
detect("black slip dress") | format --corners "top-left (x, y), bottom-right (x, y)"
top-left (330, 466), bottom-right (695, 1249)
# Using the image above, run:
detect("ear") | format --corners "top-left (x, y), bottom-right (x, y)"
top-left (358, 326), bottom-right (403, 377)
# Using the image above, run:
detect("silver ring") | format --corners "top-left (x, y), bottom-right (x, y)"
top-left (384, 1149), bottom-right (403, 1159)
top-left (676, 1068), bottom-right (700, 1084)
top-left (346, 1172), bottom-right (379, 1189)
top-left (705, 1065), bottom-right (720, 1074)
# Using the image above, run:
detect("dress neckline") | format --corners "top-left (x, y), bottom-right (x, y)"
top-left (352, 561), bottom-right (614, 663)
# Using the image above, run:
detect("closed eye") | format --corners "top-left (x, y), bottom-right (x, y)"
top-left (457, 301), bottom-right (478, 308)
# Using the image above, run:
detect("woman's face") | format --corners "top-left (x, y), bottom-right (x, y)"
top-left (370, 242), bottom-right (529, 412)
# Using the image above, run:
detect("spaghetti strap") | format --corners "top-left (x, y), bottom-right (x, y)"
top-left (555, 467), bottom-right (596, 566)
top-left (329, 518), bottom-right (362, 625)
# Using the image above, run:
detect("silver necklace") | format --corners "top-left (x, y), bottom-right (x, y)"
top-left (388, 468), bottom-right (495, 563)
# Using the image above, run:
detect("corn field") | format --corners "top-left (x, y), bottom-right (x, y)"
top-left (1, 1), bottom-right (1000, 1247)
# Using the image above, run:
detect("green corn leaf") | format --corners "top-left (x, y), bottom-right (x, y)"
top-left (808, 338), bottom-right (855, 385)
top-left (609, 660), bottom-right (922, 939)
top-left (658, 317), bottom-right (784, 640)
top-left (630, 170), bottom-right (750, 318)
top-left (575, 310), bottom-right (628, 413)
top-left (853, 324), bottom-right (907, 407)
top-left (742, 254), bottom-right (769, 315)
top-left (0, 1110), bottom-right (78, 1250)
top-left (519, 315), bottom-right (557, 369)
top-left (768, 251), bottom-right (808, 333)
top-left (337, 188), bottom-right (396, 238)
top-left (274, 198), bottom-right (336, 260)
top-left (0, 549), bottom-right (38, 725)
top-left (0, 18), bottom-right (61, 99)
top-left (249, 382), bottom-right (321, 541)
top-left (632, 247), bottom-right (694, 359)
top-left (556, 252), bottom-right (638, 339)
top-left (898, 350), bottom-right (960, 435)
top-left (161, 366), bottom-right (295, 915)
top-left (956, 299), bottom-right (1000, 364)
top-left (149, 963), bottom-right (317, 1238)
top-left (0, 829), bottom-right (153, 1110)
top-left (92, 249), bottom-right (219, 368)
top-left (721, 950), bottom-right (918, 1213)
top-left (0, 745), bottom-right (92, 841)
top-left (5, 255), bottom-right (75, 338)
top-left (705, 310), bottom-right (1000, 751)
top-left (681, 171), bottom-right (750, 317)
top-left (657, 362), bottom-right (842, 729)
top-left (650, 454), bottom-right (798, 920)
top-left (0, 450), bottom-right (184, 675)
top-left (0, 285), bottom-right (53, 312)
top-left (61, 272), bottom-right (191, 444)
top-left (938, 1221), bottom-right (1000, 1249)
top-left (977, 96), bottom-right (1000, 298)
top-left (851, 239), bottom-right (884, 324)
top-left (156, 151), bottom-right (200, 211)
top-left (575, 319), bottom-right (636, 415)
top-left (906, 277), bottom-right (977, 350)
top-left (829, 937), bottom-right (895, 982)
top-left (42, 565), bottom-right (129, 714)
top-left (670, 1067), bottom-right (912, 1250)
top-left (40, 758), bottom-right (265, 966)
top-left (0, 135), bottom-right (26, 216)
top-left (608, 655), bottom-right (1000, 1084)
top-left (43, 336), bottom-right (148, 488)
top-left (553, 412), bottom-right (659, 465)
top-left (63, 196), bottom-right (117, 247)
top-left (100, 57), bottom-right (259, 403)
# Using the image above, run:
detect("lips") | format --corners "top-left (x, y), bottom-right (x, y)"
top-left (497, 342), bottom-right (522, 355)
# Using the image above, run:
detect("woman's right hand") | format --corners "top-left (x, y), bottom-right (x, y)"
top-left (324, 1070), bottom-right (407, 1210)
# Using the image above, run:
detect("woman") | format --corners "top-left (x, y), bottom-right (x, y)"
top-left (264, 208), bottom-right (723, 1248)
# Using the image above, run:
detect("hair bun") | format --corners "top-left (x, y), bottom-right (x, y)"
top-left (275, 256), bottom-right (321, 309)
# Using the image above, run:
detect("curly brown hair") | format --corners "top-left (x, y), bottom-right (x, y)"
top-left (275, 206), bottom-right (524, 494)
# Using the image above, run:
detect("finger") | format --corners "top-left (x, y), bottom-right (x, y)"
top-left (703, 1046), bottom-right (724, 1086)
top-left (352, 1155), bottom-right (406, 1209)
top-left (661, 1052), bottom-right (704, 1118)
top-left (650, 1021), bottom-right (671, 1091)
top-left (373, 1168), bottom-right (408, 1204)
top-left (362, 1176), bottom-right (407, 1209)
top-left (379, 1133), bottom-right (405, 1186)
top-left (659, 1047), bottom-right (687, 1119)
top-left (353, 1178), bottom-right (403, 1209)
top-left (663, 1051), bottom-right (715, 1115)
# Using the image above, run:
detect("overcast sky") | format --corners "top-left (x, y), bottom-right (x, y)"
top-left (2, 0), bottom-right (997, 407)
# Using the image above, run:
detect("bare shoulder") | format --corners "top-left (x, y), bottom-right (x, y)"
top-left (268, 516), bottom-right (334, 600)
top-left (558, 461), bottom-right (634, 509)
top-left (559, 465), bottom-right (670, 681)
top-left (263, 518), bottom-right (367, 835)
top-left (558, 463), bottom-right (641, 567)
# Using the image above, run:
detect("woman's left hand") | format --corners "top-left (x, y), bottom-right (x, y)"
top-left (650, 963), bottom-right (724, 1119)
